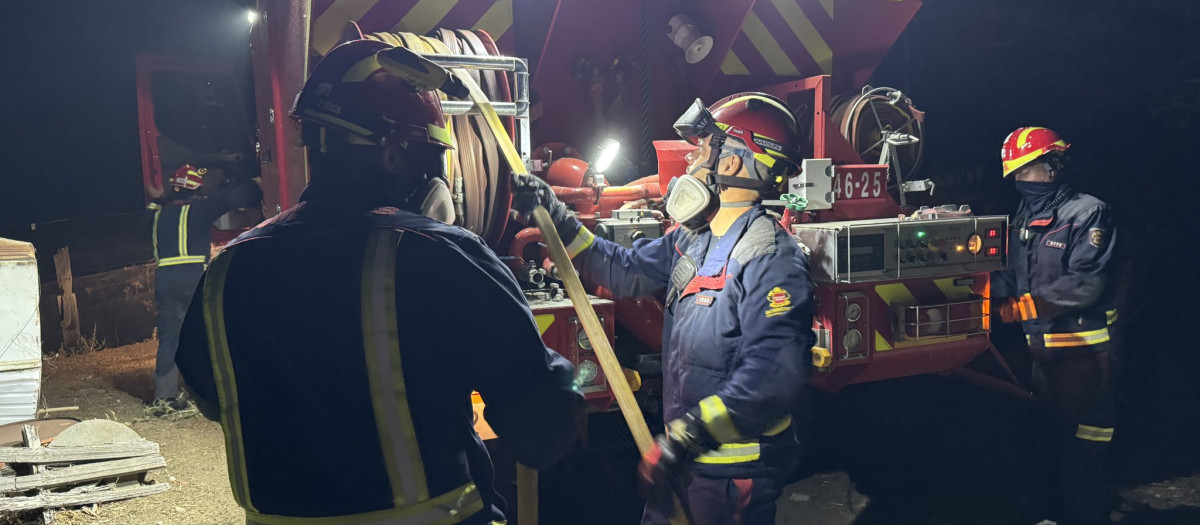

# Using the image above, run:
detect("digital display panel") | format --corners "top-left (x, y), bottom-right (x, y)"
top-left (837, 234), bottom-right (886, 274)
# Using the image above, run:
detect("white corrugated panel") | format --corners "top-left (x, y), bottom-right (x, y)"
top-left (0, 237), bottom-right (41, 425)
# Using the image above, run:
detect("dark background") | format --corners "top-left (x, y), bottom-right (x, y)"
top-left (1, 0), bottom-right (1198, 523)
top-left (0, 0), bottom-right (256, 278)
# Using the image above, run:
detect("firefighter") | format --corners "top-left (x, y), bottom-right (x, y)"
top-left (174, 40), bottom-right (582, 525)
top-left (512, 93), bottom-right (815, 525)
top-left (145, 163), bottom-right (259, 416)
top-left (993, 127), bottom-right (1118, 525)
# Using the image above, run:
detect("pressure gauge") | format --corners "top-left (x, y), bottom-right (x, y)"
top-left (843, 329), bottom-right (862, 351)
top-left (576, 360), bottom-right (598, 385)
top-left (576, 329), bottom-right (592, 350)
top-left (845, 303), bottom-right (862, 323)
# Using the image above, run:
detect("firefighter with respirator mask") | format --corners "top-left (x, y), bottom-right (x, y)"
top-left (512, 92), bottom-right (815, 525)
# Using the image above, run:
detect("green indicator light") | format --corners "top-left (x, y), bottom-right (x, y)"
top-left (916, 231), bottom-right (926, 238)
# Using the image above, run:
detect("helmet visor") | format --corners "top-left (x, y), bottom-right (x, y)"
top-left (673, 98), bottom-right (723, 145)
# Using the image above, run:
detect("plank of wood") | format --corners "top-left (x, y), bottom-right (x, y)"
top-left (0, 481), bottom-right (170, 512)
top-left (0, 455), bottom-right (166, 493)
top-left (0, 441), bottom-right (159, 463)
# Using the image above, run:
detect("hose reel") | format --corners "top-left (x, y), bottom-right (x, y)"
top-left (831, 86), bottom-right (925, 190)
top-left (358, 29), bottom-right (515, 247)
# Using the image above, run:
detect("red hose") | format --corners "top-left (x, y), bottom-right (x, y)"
top-left (510, 227), bottom-right (545, 260)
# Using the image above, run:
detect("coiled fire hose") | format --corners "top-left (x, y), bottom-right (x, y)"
top-left (445, 58), bottom-right (692, 525)
top-left (362, 30), bottom-right (513, 247)
top-left (831, 86), bottom-right (925, 179)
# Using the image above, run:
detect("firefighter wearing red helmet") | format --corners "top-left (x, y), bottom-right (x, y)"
top-left (994, 127), bottom-right (1118, 525)
top-left (175, 40), bottom-right (582, 525)
top-left (512, 93), bottom-right (815, 524)
top-left (144, 162), bottom-right (260, 417)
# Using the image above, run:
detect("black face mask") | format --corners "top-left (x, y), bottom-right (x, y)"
top-left (1014, 180), bottom-right (1060, 212)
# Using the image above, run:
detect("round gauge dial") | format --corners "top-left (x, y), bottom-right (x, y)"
top-left (845, 303), bottom-right (862, 322)
top-left (843, 329), bottom-right (863, 351)
top-left (576, 360), bottom-right (598, 385)
top-left (577, 328), bottom-right (592, 350)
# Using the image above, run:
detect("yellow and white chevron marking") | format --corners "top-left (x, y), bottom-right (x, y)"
top-left (534, 314), bottom-right (554, 336)
top-left (741, 10), bottom-right (799, 76)
top-left (472, 0), bottom-right (513, 39)
top-left (769, 0), bottom-right (833, 75)
top-left (874, 283), bottom-right (917, 306)
top-left (393, 0), bottom-right (457, 35)
top-left (875, 331), bottom-right (892, 352)
top-left (721, 0), bottom-right (833, 76)
top-left (933, 277), bottom-right (975, 301)
top-left (311, 0), bottom-right (515, 56)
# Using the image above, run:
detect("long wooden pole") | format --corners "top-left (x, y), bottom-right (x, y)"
top-left (532, 207), bottom-right (689, 525)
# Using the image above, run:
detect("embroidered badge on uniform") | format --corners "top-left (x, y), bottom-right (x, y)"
top-left (1089, 228), bottom-right (1107, 248)
top-left (695, 295), bottom-right (714, 307)
top-left (765, 286), bottom-right (793, 318)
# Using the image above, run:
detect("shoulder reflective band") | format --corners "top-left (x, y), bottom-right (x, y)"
top-left (179, 204), bottom-right (191, 257)
top-left (1075, 424), bottom-right (1114, 443)
top-left (152, 208), bottom-right (162, 261)
top-left (202, 247), bottom-right (258, 512)
top-left (694, 442), bottom-right (760, 464)
top-left (362, 228), bottom-right (430, 506)
top-left (245, 482), bottom-right (483, 525)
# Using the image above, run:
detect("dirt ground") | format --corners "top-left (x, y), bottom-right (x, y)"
top-left (11, 340), bottom-right (1200, 525)
top-left (22, 341), bottom-right (242, 525)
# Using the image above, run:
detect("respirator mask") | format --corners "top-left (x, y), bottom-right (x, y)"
top-left (391, 140), bottom-right (456, 224)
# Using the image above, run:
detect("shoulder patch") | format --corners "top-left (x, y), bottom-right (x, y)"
top-left (1089, 228), bottom-right (1109, 248)
top-left (765, 286), bottom-right (793, 318)
top-left (731, 217), bottom-right (780, 264)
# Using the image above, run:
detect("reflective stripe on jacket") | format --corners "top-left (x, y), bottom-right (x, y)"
top-left (577, 206), bottom-right (814, 479)
top-left (175, 197), bottom-right (579, 522)
top-left (992, 185), bottom-right (1117, 358)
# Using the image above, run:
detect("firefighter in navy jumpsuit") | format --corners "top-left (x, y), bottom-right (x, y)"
top-left (175, 40), bottom-right (582, 524)
top-left (993, 127), bottom-right (1118, 525)
top-left (146, 164), bottom-right (259, 408)
top-left (514, 93), bottom-right (815, 525)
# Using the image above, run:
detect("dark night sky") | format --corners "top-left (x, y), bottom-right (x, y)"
top-left (0, 0), bottom-right (1197, 289)
top-left (0, 0), bottom-right (255, 274)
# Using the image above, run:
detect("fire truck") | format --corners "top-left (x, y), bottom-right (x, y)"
top-left (137, 0), bottom-right (1022, 449)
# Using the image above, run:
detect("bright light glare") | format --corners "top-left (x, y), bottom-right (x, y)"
top-left (593, 139), bottom-right (621, 173)
top-left (246, 10), bottom-right (259, 24)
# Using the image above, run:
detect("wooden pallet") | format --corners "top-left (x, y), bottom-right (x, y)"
top-left (0, 423), bottom-right (169, 521)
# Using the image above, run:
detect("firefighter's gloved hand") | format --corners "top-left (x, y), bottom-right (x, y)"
top-left (511, 174), bottom-right (592, 256)
top-left (639, 412), bottom-right (718, 497)
top-left (999, 293), bottom-right (1041, 323)
top-left (511, 174), bottom-right (568, 223)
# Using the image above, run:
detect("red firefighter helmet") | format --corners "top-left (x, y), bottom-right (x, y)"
top-left (169, 165), bottom-right (206, 191)
top-left (1001, 126), bottom-right (1070, 177)
top-left (674, 92), bottom-right (803, 187)
top-left (290, 39), bottom-right (454, 149)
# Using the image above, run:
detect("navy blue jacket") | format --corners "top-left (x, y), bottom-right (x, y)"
top-left (575, 206), bottom-right (814, 479)
top-left (175, 186), bottom-right (580, 523)
top-left (993, 184), bottom-right (1117, 359)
